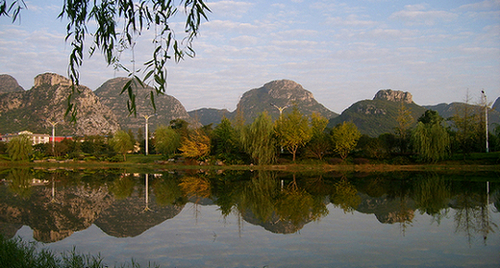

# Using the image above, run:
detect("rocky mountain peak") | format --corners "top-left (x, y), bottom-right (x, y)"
top-left (373, 89), bottom-right (413, 103)
top-left (262, 79), bottom-right (314, 100)
top-left (0, 74), bottom-right (24, 93)
top-left (34, 73), bottom-right (72, 88)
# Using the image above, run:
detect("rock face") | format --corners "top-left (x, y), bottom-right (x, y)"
top-left (373, 89), bottom-right (413, 104)
top-left (190, 79), bottom-right (337, 125)
top-left (0, 74), bottom-right (24, 93)
top-left (95, 77), bottom-right (196, 131)
top-left (328, 91), bottom-right (426, 137)
top-left (236, 79), bottom-right (337, 122)
top-left (0, 73), bottom-right (120, 136)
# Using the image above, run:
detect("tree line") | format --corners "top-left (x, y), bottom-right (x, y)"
top-left (2, 103), bottom-right (499, 164)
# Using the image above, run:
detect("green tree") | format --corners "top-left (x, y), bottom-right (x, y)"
top-left (1, 0), bottom-right (210, 118)
top-left (213, 117), bottom-right (238, 158)
top-left (154, 125), bottom-right (181, 157)
top-left (330, 121), bottom-right (361, 160)
top-left (306, 112), bottom-right (330, 160)
top-left (412, 110), bottom-right (450, 162)
top-left (241, 112), bottom-right (277, 165)
top-left (274, 107), bottom-right (312, 162)
top-left (395, 102), bottom-right (414, 153)
top-left (451, 93), bottom-right (480, 158)
top-left (110, 130), bottom-right (134, 161)
top-left (7, 134), bottom-right (32, 161)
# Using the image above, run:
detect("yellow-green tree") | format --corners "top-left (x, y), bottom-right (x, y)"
top-left (7, 134), bottom-right (32, 161)
top-left (179, 129), bottom-right (211, 159)
top-left (412, 110), bottom-right (450, 162)
top-left (241, 112), bottom-right (276, 165)
top-left (154, 125), bottom-right (181, 157)
top-left (330, 121), bottom-right (361, 160)
top-left (306, 112), bottom-right (330, 160)
top-left (110, 130), bottom-right (134, 161)
top-left (274, 107), bottom-right (312, 161)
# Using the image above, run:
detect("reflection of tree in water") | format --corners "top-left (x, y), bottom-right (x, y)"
top-left (330, 176), bottom-right (361, 213)
top-left (108, 174), bottom-right (136, 200)
top-left (236, 171), bottom-right (328, 234)
top-left (151, 174), bottom-right (185, 207)
top-left (237, 171), bottom-right (277, 223)
top-left (7, 169), bottom-right (33, 199)
top-left (180, 176), bottom-right (212, 200)
top-left (453, 181), bottom-right (497, 246)
top-left (276, 174), bottom-right (327, 226)
top-left (413, 173), bottom-right (451, 223)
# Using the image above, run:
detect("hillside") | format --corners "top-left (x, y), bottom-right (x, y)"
top-left (0, 74), bottom-right (24, 93)
top-left (328, 90), bottom-right (426, 137)
top-left (190, 80), bottom-right (338, 126)
top-left (424, 101), bottom-right (500, 130)
top-left (0, 73), bottom-right (119, 136)
top-left (94, 78), bottom-right (196, 131)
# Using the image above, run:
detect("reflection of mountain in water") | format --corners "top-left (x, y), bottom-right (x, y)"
top-left (241, 208), bottom-right (312, 234)
top-left (95, 193), bottom-right (184, 238)
top-left (0, 182), bottom-right (183, 242)
top-left (356, 193), bottom-right (416, 224)
top-left (0, 184), bottom-right (113, 242)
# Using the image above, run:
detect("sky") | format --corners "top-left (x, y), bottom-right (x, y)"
top-left (1, 0), bottom-right (499, 114)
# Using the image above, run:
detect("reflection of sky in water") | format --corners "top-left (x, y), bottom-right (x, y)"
top-left (17, 204), bottom-right (500, 267)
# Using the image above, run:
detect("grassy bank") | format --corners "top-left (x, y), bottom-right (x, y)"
top-left (0, 152), bottom-right (499, 173)
top-left (0, 235), bottom-right (158, 268)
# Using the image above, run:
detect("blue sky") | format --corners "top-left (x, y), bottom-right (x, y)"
top-left (1, 0), bottom-right (499, 114)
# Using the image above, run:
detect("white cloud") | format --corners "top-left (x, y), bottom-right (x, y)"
top-left (458, 0), bottom-right (500, 11)
top-left (390, 5), bottom-right (458, 26)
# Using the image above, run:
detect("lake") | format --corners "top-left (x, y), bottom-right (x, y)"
top-left (1, 168), bottom-right (499, 267)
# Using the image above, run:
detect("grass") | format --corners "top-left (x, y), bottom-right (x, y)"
top-left (0, 235), bottom-right (159, 268)
top-left (0, 152), bottom-right (499, 172)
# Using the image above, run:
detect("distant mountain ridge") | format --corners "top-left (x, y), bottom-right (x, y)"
top-left (189, 79), bottom-right (339, 126)
top-left (94, 77), bottom-right (196, 131)
top-left (1, 73), bottom-right (498, 137)
top-left (0, 73), bottom-right (119, 136)
top-left (328, 89), bottom-right (427, 137)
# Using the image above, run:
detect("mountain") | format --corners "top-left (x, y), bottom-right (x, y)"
top-left (0, 73), bottom-right (119, 136)
top-left (424, 101), bottom-right (500, 130)
top-left (188, 108), bottom-right (231, 126)
top-left (190, 79), bottom-right (338, 126)
top-left (328, 89), bottom-right (426, 137)
top-left (95, 77), bottom-right (196, 131)
top-left (0, 74), bottom-right (24, 93)
top-left (492, 97), bottom-right (500, 112)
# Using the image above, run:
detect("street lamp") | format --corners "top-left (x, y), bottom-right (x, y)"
top-left (270, 103), bottom-right (289, 116)
top-left (481, 90), bottom-right (489, 153)
top-left (46, 119), bottom-right (60, 153)
top-left (143, 113), bottom-right (156, 155)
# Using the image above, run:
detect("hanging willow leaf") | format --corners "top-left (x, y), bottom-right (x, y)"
top-left (0, 0), bottom-right (211, 122)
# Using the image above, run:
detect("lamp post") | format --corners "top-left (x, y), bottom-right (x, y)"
top-left (481, 90), bottom-right (489, 153)
top-left (46, 119), bottom-right (60, 153)
top-left (270, 103), bottom-right (289, 117)
top-left (271, 103), bottom-right (289, 153)
top-left (143, 114), bottom-right (156, 155)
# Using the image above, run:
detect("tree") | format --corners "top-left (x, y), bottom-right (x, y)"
top-left (306, 112), bottom-right (330, 160)
top-left (241, 112), bottom-right (277, 165)
top-left (154, 125), bottom-right (181, 157)
top-left (395, 102), bottom-right (414, 153)
top-left (7, 134), bottom-right (32, 161)
top-left (179, 129), bottom-right (211, 159)
top-left (274, 107), bottom-right (312, 162)
top-left (1, 0), bottom-right (210, 119)
top-left (213, 117), bottom-right (238, 158)
top-left (412, 110), bottom-right (450, 162)
top-left (451, 93), bottom-right (481, 158)
top-left (110, 130), bottom-right (134, 161)
top-left (330, 122), bottom-right (361, 160)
